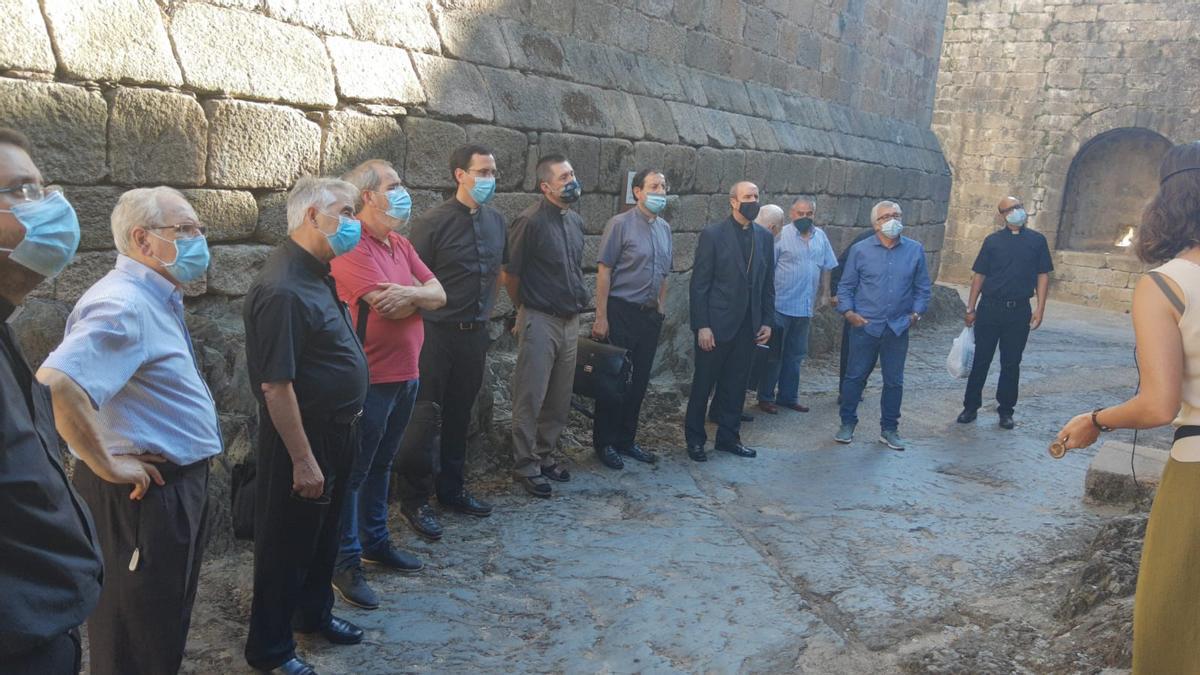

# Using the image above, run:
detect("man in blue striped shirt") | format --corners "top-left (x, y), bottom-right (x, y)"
top-left (756, 198), bottom-right (837, 414)
top-left (835, 201), bottom-right (932, 451)
top-left (39, 187), bottom-right (222, 675)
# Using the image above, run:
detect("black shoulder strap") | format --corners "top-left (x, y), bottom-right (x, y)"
top-left (355, 298), bottom-right (370, 345)
top-left (1147, 271), bottom-right (1186, 314)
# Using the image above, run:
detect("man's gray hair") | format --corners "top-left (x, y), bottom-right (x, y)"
top-left (286, 177), bottom-right (359, 234)
top-left (792, 196), bottom-right (816, 210)
top-left (870, 200), bottom-right (901, 222)
top-left (755, 204), bottom-right (786, 229)
top-left (111, 186), bottom-right (188, 254)
top-left (342, 159), bottom-right (396, 193)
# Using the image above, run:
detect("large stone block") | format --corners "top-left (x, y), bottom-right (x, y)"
top-left (255, 192), bottom-right (289, 245)
top-left (206, 100), bottom-right (321, 189)
top-left (403, 117), bottom-right (466, 189)
top-left (437, 10), bottom-right (510, 68)
top-left (632, 141), bottom-right (667, 181)
top-left (561, 38), bottom-right (619, 90)
top-left (667, 102), bottom-right (709, 146)
top-left (634, 96), bottom-right (679, 144)
top-left (702, 108), bottom-right (737, 148)
top-left (0, 0), bottom-right (55, 73)
top-left (665, 194), bottom-right (709, 232)
top-left (346, 0), bottom-right (441, 53)
top-left (603, 91), bottom-right (645, 141)
top-left (54, 251), bottom-right (118, 305)
top-left (724, 112), bottom-right (756, 148)
top-left (207, 245), bottom-right (275, 296)
top-left (578, 194), bottom-right (617, 236)
top-left (662, 145), bottom-right (698, 194)
top-left (0, 79), bottom-right (107, 184)
top-left (263, 0), bottom-right (353, 34)
top-left (321, 112), bottom-right (406, 178)
top-left (747, 117), bottom-right (780, 152)
top-left (693, 147), bottom-right (724, 194)
top-left (466, 125), bottom-right (528, 192)
top-left (697, 73), bottom-right (754, 115)
top-left (181, 190), bottom-right (258, 243)
top-left (43, 0), bottom-right (181, 85)
top-left (171, 3), bottom-right (336, 108)
top-left (636, 56), bottom-right (686, 101)
top-left (559, 85), bottom-right (615, 136)
top-left (327, 36), bottom-right (425, 105)
top-left (717, 149), bottom-right (746, 189)
top-left (65, 186), bottom-right (122, 251)
top-left (598, 139), bottom-right (635, 194)
top-left (537, 134), bottom-right (602, 191)
top-left (412, 54), bottom-right (492, 122)
top-left (672, 232), bottom-right (700, 271)
top-left (108, 89), bottom-right (207, 186)
top-left (11, 298), bottom-right (68, 368)
top-left (501, 21), bottom-right (569, 77)
top-left (479, 68), bottom-right (563, 132)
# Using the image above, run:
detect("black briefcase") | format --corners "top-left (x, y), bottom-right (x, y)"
top-left (574, 337), bottom-right (632, 403)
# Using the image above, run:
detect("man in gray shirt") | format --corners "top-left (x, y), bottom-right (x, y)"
top-left (591, 169), bottom-right (673, 470)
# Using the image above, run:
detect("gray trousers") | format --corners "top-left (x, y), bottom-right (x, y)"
top-left (511, 307), bottom-right (578, 478)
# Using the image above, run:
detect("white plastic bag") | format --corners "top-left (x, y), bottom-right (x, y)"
top-left (946, 327), bottom-right (975, 379)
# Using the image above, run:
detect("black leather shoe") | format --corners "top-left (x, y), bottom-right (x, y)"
top-left (741, 413), bottom-right (754, 422)
top-left (361, 545), bottom-right (423, 573)
top-left (440, 490), bottom-right (493, 517)
top-left (715, 443), bottom-right (757, 458)
top-left (296, 616), bottom-right (363, 645)
top-left (401, 503), bottom-right (443, 540)
top-left (618, 443), bottom-right (657, 464)
top-left (686, 445), bottom-right (708, 462)
top-left (515, 475), bottom-right (552, 498)
top-left (999, 414), bottom-right (1015, 430)
top-left (261, 656), bottom-right (317, 674)
top-left (596, 445), bottom-right (624, 469)
top-left (956, 408), bottom-right (977, 424)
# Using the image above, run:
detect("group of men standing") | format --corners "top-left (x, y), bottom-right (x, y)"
top-left (1, 111), bottom-right (1056, 675)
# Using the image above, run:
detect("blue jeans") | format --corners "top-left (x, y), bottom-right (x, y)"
top-left (757, 312), bottom-right (811, 405)
top-left (336, 379), bottom-right (419, 571)
top-left (839, 326), bottom-right (909, 431)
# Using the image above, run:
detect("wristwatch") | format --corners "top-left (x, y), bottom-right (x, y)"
top-left (1091, 408), bottom-right (1113, 432)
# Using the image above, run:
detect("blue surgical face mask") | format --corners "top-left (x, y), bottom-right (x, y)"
top-left (150, 231), bottom-right (210, 283)
top-left (643, 193), bottom-right (667, 215)
top-left (321, 212), bottom-right (362, 257)
top-left (1005, 208), bottom-right (1027, 227)
top-left (560, 179), bottom-right (582, 204)
top-left (385, 188), bottom-right (412, 223)
top-left (470, 176), bottom-right (496, 205)
top-left (880, 218), bottom-right (903, 239)
top-left (0, 191), bottom-right (81, 278)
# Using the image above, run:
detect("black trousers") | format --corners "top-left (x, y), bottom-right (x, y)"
top-left (4, 628), bottom-right (81, 675)
top-left (684, 317), bottom-right (754, 448)
top-left (592, 298), bottom-right (664, 451)
top-left (963, 298), bottom-right (1032, 416)
top-left (397, 321), bottom-right (490, 507)
top-left (245, 414), bottom-right (357, 671)
top-left (73, 458), bottom-right (209, 675)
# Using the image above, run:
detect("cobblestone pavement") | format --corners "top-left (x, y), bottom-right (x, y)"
top-left (182, 295), bottom-right (1159, 673)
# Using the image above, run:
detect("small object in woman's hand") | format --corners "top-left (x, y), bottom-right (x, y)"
top-left (1049, 440), bottom-right (1067, 459)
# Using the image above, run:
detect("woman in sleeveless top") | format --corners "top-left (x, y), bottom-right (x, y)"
top-left (1056, 141), bottom-right (1200, 673)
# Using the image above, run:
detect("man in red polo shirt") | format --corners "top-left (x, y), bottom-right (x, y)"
top-left (329, 159), bottom-right (446, 609)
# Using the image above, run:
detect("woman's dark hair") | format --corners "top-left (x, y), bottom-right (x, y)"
top-left (1137, 141), bottom-right (1200, 263)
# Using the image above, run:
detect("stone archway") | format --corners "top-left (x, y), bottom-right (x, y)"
top-left (1058, 127), bottom-right (1172, 252)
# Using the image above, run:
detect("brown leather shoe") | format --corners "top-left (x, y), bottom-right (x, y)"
top-left (783, 403), bottom-right (809, 413)
top-left (756, 401), bottom-right (778, 414)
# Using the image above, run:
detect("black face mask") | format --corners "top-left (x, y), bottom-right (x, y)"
top-left (738, 201), bottom-right (760, 222)
top-left (793, 217), bottom-right (814, 234)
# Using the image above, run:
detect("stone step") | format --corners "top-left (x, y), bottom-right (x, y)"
top-left (1084, 440), bottom-right (1168, 504)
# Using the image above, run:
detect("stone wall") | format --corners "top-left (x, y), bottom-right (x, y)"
top-left (933, 0), bottom-right (1200, 311)
top-left (2, 0), bottom-right (951, 538)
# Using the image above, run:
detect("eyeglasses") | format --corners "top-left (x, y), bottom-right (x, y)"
top-left (150, 222), bottom-right (208, 239)
top-left (999, 204), bottom-right (1024, 214)
top-left (0, 183), bottom-right (60, 202)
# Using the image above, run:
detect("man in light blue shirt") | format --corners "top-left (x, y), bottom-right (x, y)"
top-left (756, 197), bottom-right (837, 413)
top-left (834, 200), bottom-right (931, 451)
top-left (39, 187), bottom-right (221, 675)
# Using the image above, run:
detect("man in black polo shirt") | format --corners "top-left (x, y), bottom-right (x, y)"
top-left (243, 177), bottom-right (370, 675)
top-left (504, 154), bottom-right (589, 497)
top-left (957, 195), bottom-right (1053, 429)
top-left (0, 127), bottom-right (102, 675)
top-left (399, 144), bottom-right (506, 539)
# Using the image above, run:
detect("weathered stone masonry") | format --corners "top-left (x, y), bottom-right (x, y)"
top-left (1, 0), bottom-right (952, 543)
top-left (935, 0), bottom-right (1200, 311)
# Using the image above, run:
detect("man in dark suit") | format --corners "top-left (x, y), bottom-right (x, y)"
top-left (683, 181), bottom-right (775, 462)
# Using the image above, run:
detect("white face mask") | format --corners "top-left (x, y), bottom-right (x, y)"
top-left (880, 218), bottom-right (903, 239)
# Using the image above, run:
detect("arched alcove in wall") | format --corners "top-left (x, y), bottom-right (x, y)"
top-left (1058, 127), bottom-right (1172, 252)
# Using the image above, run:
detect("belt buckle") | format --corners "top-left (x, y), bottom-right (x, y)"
top-left (349, 409), bottom-right (364, 425)
top-left (456, 321), bottom-right (474, 330)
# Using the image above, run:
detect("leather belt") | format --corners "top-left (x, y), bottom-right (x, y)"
top-left (429, 320), bottom-right (486, 331)
top-left (612, 297), bottom-right (659, 312)
top-left (981, 297), bottom-right (1026, 309)
top-left (1175, 425), bottom-right (1200, 442)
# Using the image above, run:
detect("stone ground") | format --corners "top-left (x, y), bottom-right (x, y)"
top-left (181, 292), bottom-right (1165, 674)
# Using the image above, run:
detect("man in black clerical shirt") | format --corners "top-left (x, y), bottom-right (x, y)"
top-left (957, 195), bottom-right (1053, 429)
top-left (0, 126), bottom-right (102, 675)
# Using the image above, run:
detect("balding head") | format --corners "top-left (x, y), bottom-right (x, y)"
top-left (755, 204), bottom-right (786, 237)
top-left (728, 181), bottom-right (760, 223)
top-left (997, 195), bottom-right (1027, 229)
